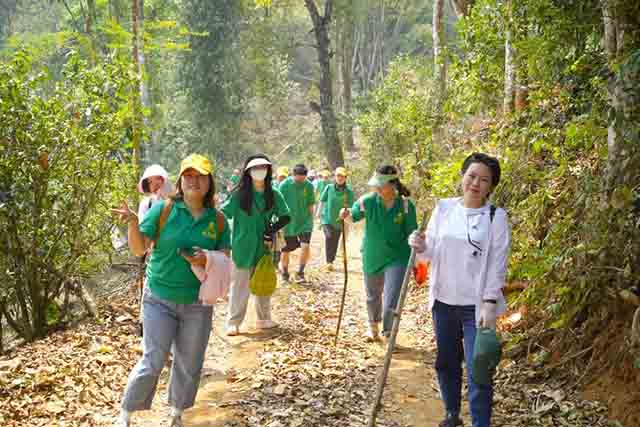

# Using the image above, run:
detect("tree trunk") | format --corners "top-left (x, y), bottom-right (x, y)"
top-left (433, 0), bottom-right (447, 133)
top-left (341, 2), bottom-right (355, 152)
top-left (131, 0), bottom-right (142, 172)
top-left (600, 0), bottom-right (639, 189)
top-left (450, 0), bottom-right (473, 18)
top-left (304, 0), bottom-right (345, 169)
top-left (503, 0), bottom-right (515, 115)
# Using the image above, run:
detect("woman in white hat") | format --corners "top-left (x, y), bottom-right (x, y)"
top-left (137, 164), bottom-right (174, 221)
top-left (221, 154), bottom-right (291, 335)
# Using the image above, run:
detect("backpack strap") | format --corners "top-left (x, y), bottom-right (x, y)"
top-left (148, 199), bottom-right (174, 254)
top-left (489, 205), bottom-right (497, 223)
top-left (402, 197), bottom-right (409, 215)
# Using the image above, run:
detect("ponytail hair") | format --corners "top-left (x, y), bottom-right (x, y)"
top-left (376, 165), bottom-right (411, 197)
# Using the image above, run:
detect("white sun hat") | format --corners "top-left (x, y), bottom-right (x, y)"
top-left (245, 158), bottom-right (272, 171)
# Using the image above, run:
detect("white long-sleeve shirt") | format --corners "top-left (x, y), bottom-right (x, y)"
top-left (416, 197), bottom-right (511, 323)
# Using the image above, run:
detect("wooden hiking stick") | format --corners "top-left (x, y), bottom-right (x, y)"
top-left (334, 218), bottom-right (349, 346)
top-left (367, 211), bottom-right (429, 427)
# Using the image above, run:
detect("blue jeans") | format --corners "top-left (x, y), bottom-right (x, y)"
top-left (432, 300), bottom-right (493, 427)
top-left (121, 288), bottom-right (213, 411)
top-left (363, 263), bottom-right (406, 335)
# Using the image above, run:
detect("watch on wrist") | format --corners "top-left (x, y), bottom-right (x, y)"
top-left (483, 299), bottom-right (497, 304)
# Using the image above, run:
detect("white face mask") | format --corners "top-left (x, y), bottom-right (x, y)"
top-left (250, 169), bottom-right (268, 182)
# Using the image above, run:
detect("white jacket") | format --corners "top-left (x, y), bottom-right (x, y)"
top-left (416, 197), bottom-right (511, 325)
top-left (190, 250), bottom-right (233, 305)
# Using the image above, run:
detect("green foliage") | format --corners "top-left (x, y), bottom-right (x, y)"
top-left (0, 50), bottom-right (135, 341)
top-left (358, 56), bottom-right (435, 171)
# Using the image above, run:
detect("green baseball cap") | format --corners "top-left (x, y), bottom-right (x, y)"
top-left (472, 328), bottom-right (502, 385)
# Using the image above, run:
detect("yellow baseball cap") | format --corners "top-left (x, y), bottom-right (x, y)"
top-left (335, 167), bottom-right (348, 176)
top-left (179, 154), bottom-right (213, 177)
top-left (276, 166), bottom-right (290, 177)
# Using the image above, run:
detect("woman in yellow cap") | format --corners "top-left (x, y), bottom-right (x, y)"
top-left (111, 154), bottom-right (231, 427)
top-left (273, 166), bottom-right (289, 191)
top-left (319, 167), bottom-right (354, 271)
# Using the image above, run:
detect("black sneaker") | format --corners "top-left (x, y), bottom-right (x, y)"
top-left (295, 272), bottom-right (306, 283)
top-left (281, 271), bottom-right (290, 282)
top-left (439, 415), bottom-right (463, 427)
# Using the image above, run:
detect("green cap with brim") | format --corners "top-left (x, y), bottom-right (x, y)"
top-left (367, 173), bottom-right (398, 187)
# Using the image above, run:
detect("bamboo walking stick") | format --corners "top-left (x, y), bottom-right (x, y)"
top-left (334, 218), bottom-right (349, 346)
top-left (367, 211), bottom-right (429, 427)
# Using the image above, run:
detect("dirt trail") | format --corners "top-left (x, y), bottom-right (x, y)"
top-left (133, 221), bottom-right (444, 426)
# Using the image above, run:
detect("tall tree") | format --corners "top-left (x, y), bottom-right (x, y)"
top-left (131, 0), bottom-right (142, 171)
top-left (433, 0), bottom-right (447, 133)
top-left (305, 0), bottom-right (344, 168)
top-left (503, 0), bottom-right (515, 114)
top-left (338, 0), bottom-right (355, 151)
top-left (600, 0), bottom-right (640, 189)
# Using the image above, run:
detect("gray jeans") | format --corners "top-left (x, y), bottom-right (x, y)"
top-left (363, 264), bottom-right (407, 335)
top-left (227, 267), bottom-right (272, 327)
top-left (121, 288), bottom-right (213, 411)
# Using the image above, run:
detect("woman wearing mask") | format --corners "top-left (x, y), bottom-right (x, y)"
top-left (221, 154), bottom-right (291, 336)
top-left (408, 153), bottom-right (511, 427)
top-left (319, 167), bottom-right (354, 271)
top-left (112, 154), bottom-right (231, 427)
top-left (340, 165), bottom-right (417, 341)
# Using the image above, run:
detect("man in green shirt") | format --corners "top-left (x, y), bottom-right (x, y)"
top-left (278, 163), bottom-right (315, 282)
top-left (319, 167), bottom-right (354, 271)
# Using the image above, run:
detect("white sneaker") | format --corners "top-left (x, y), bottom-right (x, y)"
top-left (226, 325), bottom-right (240, 336)
top-left (256, 319), bottom-right (279, 330)
top-left (365, 323), bottom-right (380, 342)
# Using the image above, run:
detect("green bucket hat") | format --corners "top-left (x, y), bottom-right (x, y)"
top-left (472, 328), bottom-right (502, 385)
top-left (367, 172), bottom-right (398, 187)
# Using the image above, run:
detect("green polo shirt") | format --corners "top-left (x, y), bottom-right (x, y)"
top-left (139, 200), bottom-right (231, 304)
top-left (350, 193), bottom-right (418, 275)
top-left (320, 183), bottom-right (355, 230)
top-left (278, 176), bottom-right (315, 236)
top-left (221, 188), bottom-right (290, 269)
top-left (314, 179), bottom-right (329, 199)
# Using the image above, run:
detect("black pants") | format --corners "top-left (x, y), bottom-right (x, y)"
top-left (322, 224), bottom-right (342, 264)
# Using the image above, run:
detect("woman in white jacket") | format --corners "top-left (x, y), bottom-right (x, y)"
top-left (409, 153), bottom-right (511, 427)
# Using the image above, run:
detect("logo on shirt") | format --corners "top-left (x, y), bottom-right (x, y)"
top-left (202, 222), bottom-right (218, 240)
top-left (394, 211), bottom-right (404, 225)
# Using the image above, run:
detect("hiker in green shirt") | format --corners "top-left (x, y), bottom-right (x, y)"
top-left (278, 164), bottom-right (316, 282)
top-left (221, 154), bottom-right (291, 336)
top-left (111, 154), bottom-right (231, 427)
top-left (272, 166), bottom-right (290, 266)
top-left (313, 169), bottom-right (331, 217)
top-left (227, 168), bottom-right (241, 193)
top-left (340, 165), bottom-right (417, 342)
top-left (319, 167), bottom-right (354, 271)
top-left (272, 166), bottom-right (289, 191)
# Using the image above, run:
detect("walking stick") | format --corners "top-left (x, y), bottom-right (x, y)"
top-left (367, 211), bottom-right (429, 427)
top-left (334, 218), bottom-right (349, 346)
